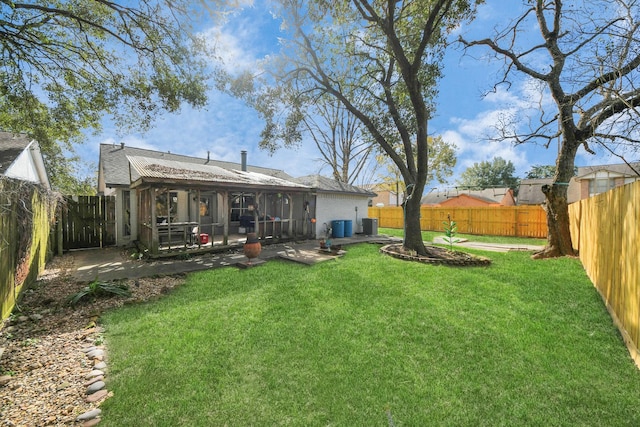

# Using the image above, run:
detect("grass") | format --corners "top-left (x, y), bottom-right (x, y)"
top-left (380, 226), bottom-right (548, 246)
top-left (100, 243), bottom-right (640, 426)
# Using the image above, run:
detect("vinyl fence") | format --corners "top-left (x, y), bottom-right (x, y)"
top-left (367, 205), bottom-right (548, 238)
top-left (569, 180), bottom-right (640, 368)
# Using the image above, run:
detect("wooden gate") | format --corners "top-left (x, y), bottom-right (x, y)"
top-left (60, 196), bottom-right (116, 250)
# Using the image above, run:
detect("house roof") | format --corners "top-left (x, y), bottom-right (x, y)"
top-left (517, 179), bottom-right (554, 205)
top-left (293, 174), bottom-right (376, 196)
top-left (99, 143), bottom-right (293, 188)
top-left (421, 187), bottom-right (511, 205)
top-left (576, 162), bottom-right (640, 179)
top-left (127, 156), bottom-right (309, 191)
top-left (0, 132), bottom-right (31, 175)
top-left (0, 132), bottom-right (50, 188)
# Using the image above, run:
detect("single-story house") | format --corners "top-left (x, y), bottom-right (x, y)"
top-left (0, 132), bottom-right (50, 189)
top-left (98, 143), bottom-right (375, 254)
top-left (421, 188), bottom-right (516, 207)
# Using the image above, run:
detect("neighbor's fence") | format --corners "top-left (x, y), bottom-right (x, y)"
top-left (569, 180), bottom-right (640, 367)
top-left (367, 205), bottom-right (548, 238)
top-left (0, 178), bottom-right (57, 321)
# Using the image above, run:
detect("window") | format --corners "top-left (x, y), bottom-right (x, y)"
top-left (230, 193), bottom-right (255, 221)
top-left (589, 178), bottom-right (615, 196)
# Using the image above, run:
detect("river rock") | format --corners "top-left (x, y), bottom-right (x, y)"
top-left (85, 389), bottom-right (108, 403)
top-left (76, 408), bottom-right (101, 421)
top-left (86, 381), bottom-right (105, 395)
top-left (85, 369), bottom-right (104, 379)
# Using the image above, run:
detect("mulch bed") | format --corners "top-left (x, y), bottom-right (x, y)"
top-left (380, 243), bottom-right (492, 266)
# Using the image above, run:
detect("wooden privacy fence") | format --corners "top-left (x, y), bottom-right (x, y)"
top-left (569, 180), bottom-right (640, 368)
top-left (59, 195), bottom-right (116, 250)
top-left (0, 178), bottom-right (56, 321)
top-left (367, 205), bottom-right (548, 238)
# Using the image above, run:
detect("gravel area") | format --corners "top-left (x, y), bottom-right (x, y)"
top-left (0, 252), bottom-right (186, 426)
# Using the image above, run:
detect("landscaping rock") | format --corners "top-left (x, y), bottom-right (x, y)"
top-left (77, 408), bottom-right (101, 421)
top-left (86, 381), bottom-right (106, 395)
top-left (0, 375), bottom-right (11, 386)
top-left (85, 389), bottom-right (109, 403)
top-left (93, 361), bottom-right (107, 370)
top-left (85, 369), bottom-right (104, 379)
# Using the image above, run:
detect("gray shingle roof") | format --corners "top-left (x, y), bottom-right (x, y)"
top-left (0, 132), bottom-right (31, 175)
top-left (292, 174), bottom-right (376, 196)
top-left (576, 162), bottom-right (640, 178)
top-left (99, 143), bottom-right (293, 187)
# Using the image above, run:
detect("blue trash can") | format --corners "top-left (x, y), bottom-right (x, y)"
top-left (343, 220), bottom-right (353, 237)
top-left (331, 220), bottom-right (345, 238)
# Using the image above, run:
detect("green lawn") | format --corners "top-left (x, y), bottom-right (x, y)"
top-left (100, 244), bottom-right (640, 426)
top-left (380, 226), bottom-right (548, 246)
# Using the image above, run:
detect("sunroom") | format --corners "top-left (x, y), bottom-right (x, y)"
top-left (127, 155), bottom-right (314, 256)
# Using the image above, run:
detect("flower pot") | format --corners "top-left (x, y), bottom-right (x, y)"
top-left (243, 232), bottom-right (261, 263)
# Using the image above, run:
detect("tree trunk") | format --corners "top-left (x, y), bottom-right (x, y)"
top-left (534, 183), bottom-right (577, 259)
top-left (533, 137), bottom-right (579, 259)
top-left (403, 190), bottom-right (427, 255)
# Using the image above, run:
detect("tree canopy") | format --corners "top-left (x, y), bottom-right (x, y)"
top-left (220, 0), bottom-right (482, 255)
top-left (457, 156), bottom-right (518, 189)
top-left (0, 0), bottom-right (217, 192)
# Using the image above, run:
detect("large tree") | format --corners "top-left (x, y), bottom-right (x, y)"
top-left (457, 156), bottom-right (518, 189)
top-left (0, 0), bottom-right (219, 192)
top-left (222, 0), bottom-right (481, 255)
top-left (461, 0), bottom-right (640, 258)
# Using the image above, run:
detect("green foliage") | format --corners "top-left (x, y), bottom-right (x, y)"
top-left (525, 164), bottom-right (578, 180)
top-left (442, 214), bottom-right (459, 250)
top-left (0, 1), bottom-right (216, 192)
top-left (67, 279), bottom-right (131, 306)
top-left (457, 156), bottom-right (519, 189)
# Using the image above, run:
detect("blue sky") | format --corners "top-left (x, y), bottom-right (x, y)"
top-left (77, 1), bottom-right (628, 187)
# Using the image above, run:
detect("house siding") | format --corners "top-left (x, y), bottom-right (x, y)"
top-left (314, 193), bottom-right (370, 238)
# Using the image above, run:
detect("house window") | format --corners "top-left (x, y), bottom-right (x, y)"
top-left (589, 178), bottom-right (615, 196)
top-left (230, 193), bottom-right (255, 221)
top-left (123, 190), bottom-right (131, 237)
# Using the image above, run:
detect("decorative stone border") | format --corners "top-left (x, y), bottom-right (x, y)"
top-left (380, 243), bottom-right (492, 266)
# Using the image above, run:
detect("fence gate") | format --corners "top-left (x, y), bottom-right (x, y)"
top-left (60, 195), bottom-right (116, 250)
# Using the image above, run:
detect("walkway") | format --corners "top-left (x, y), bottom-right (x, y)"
top-left (70, 235), bottom-right (398, 282)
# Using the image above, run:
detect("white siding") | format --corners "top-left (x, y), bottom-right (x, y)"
top-left (5, 149), bottom-right (41, 184)
top-left (314, 193), bottom-right (371, 239)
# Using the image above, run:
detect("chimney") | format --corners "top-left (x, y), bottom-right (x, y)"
top-left (206, 151), bottom-right (210, 163)
top-left (241, 150), bottom-right (247, 172)
top-left (120, 142), bottom-right (125, 149)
